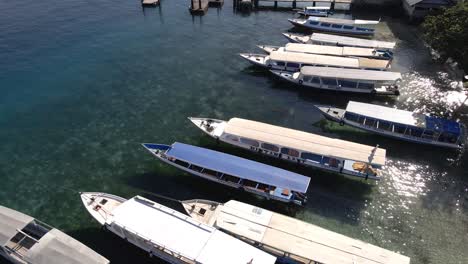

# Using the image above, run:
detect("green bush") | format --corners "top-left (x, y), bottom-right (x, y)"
top-left (422, 2), bottom-right (468, 71)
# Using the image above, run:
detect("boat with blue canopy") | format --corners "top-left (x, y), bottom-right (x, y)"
top-left (288, 17), bottom-right (379, 36)
top-left (141, 142), bottom-right (310, 205)
top-left (317, 101), bottom-right (466, 149)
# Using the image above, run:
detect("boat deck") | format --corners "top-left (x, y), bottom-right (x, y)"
top-left (224, 118), bottom-right (386, 166)
top-left (183, 200), bottom-right (410, 264)
top-left (107, 196), bottom-right (276, 264)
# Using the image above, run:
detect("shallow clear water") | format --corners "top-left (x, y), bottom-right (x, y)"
top-left (0, 0), bottom-right (467, 263)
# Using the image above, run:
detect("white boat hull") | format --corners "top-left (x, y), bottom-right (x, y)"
top-left (317, 107), bottom-right (465, 149)
top-left (270, 70), bottom-right (398, 95)
top-left (288, 19), bottom-right (375, 36)
top-left (188, 117), bottom-right (380, 180)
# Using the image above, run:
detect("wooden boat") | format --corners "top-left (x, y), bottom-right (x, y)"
top-left (80, 193), bottom-right (276, 264)
top-left (141, 142), bottom-right (310, 205)
top-left (257, 43), bottom-right (392, 60)
top-left (270, 66), bottom-right (401, 95)
top-left (317, 101), bottom-right (466, 149)
top-left (239, 51), bottom-right (391, 72)
top-left (182, 199), bottom-right (411, 264)
top-left (0, 205), bottom-right (109, 264)
top-left (288, 17), bottom-right (379, 36)
top-left (296, 6), bottom-right (331, 17)
top-left (188, 117), bottom-right (386, 180)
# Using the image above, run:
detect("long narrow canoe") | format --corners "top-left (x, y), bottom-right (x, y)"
top-left (188, 117), bottom-right (386, 180)
top-left (317, 101), bottom-right (466, 149)
top-left (142, 142), bottom-right (310, 205)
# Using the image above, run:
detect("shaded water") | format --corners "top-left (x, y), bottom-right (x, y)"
top-left (0, 0), bottom-right (467, 263)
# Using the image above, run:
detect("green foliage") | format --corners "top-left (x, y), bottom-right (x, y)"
top-left (422, 2), bottom-right (468, 71)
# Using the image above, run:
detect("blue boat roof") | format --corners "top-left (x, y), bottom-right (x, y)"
top-left (164, 142), bottom-right (310, 193)
top-left (425, 116), bottom-right (461, 135)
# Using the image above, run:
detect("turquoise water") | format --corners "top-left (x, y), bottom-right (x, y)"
top-left (1, 0), bottom-right (467, 263)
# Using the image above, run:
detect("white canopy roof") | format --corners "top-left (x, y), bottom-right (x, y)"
top-left (0, 206), bottom-right (108, 264)
top-left (310, 33), bottom-right (396, 50)
top-left (346, 101), bottom-right (426, 127)
top-left (109, 196), bottom-right (276, 264)
top-left (211, 200), bottom-right (410, 264)
top-left (269, 51), bottom-right (389, 70)
top-left (285, 43), bottom-right (380, 57)
top-left (307, 17), bottom-right (380, 26)
top-left (27, 229), bottom-right (109, 264)
top-left (300, 66), bottom-right (402, 81)
top-left (0, 206), bottom-right (33, 246)
top-left (223, 118), bottom-right (386, 166)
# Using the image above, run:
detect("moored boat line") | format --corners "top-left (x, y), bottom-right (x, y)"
top-left (80, 193), bottom-right (277, 264)
top-left (141, 142), bottom-right (310, 205)
top-left (0, 205), bottom-right (109, 264)
top-left (239, 51), bottom-right (391, 72)
top-left (182, 199), bottom-right (411, 264)
top-left (288, 17), bottom-right (380, 36)
top-left (257, 43), bottom-right (392, 59)
top-left (271, 66), bottom-right (401, 95)
top-left (283, 32), bottom-right (396, 51)
top-left (188, 117), bottom-right (386, 180)
top-left (317, 101), bottom-right (466, 149)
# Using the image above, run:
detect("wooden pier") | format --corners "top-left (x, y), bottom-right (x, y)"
top-left (235, 0), bottom-right (352, 10)
top-left (190, 0), bottom-right (224, 15)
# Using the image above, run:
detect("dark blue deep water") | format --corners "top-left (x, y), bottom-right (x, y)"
top-left (1, 0), bottom-right (467, 263)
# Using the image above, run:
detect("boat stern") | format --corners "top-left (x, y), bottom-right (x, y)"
top-left (188, 117), bottom-right (226, 138)
top-left (80, 192), bottom-right (126, 226)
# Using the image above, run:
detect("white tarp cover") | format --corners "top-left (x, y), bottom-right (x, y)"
top-left (109, 197), bottom-right (276, 264)
top-left (346, 101), bottom-right (426, 127)
top-left (311, 33), bottom-right (396, 50)
top-left (300, 66), bottom-right (402, 81)
top-left (0, 206), bottom-right (33, 246)
top-left (270, 51), bottom-right (359, 68)
top-left (27, 229), bottom-right (109, 264)
top-left (214, 200), bottom-right (410, 264)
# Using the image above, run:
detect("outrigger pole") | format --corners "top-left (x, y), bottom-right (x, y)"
top-left (365, 144), bottom-right (379, 180)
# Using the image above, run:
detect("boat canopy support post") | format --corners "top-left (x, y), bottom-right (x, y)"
top-left (368, 144), bottom-right (379, 165)
top-left (292, 0), bottom-right (296, 9)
